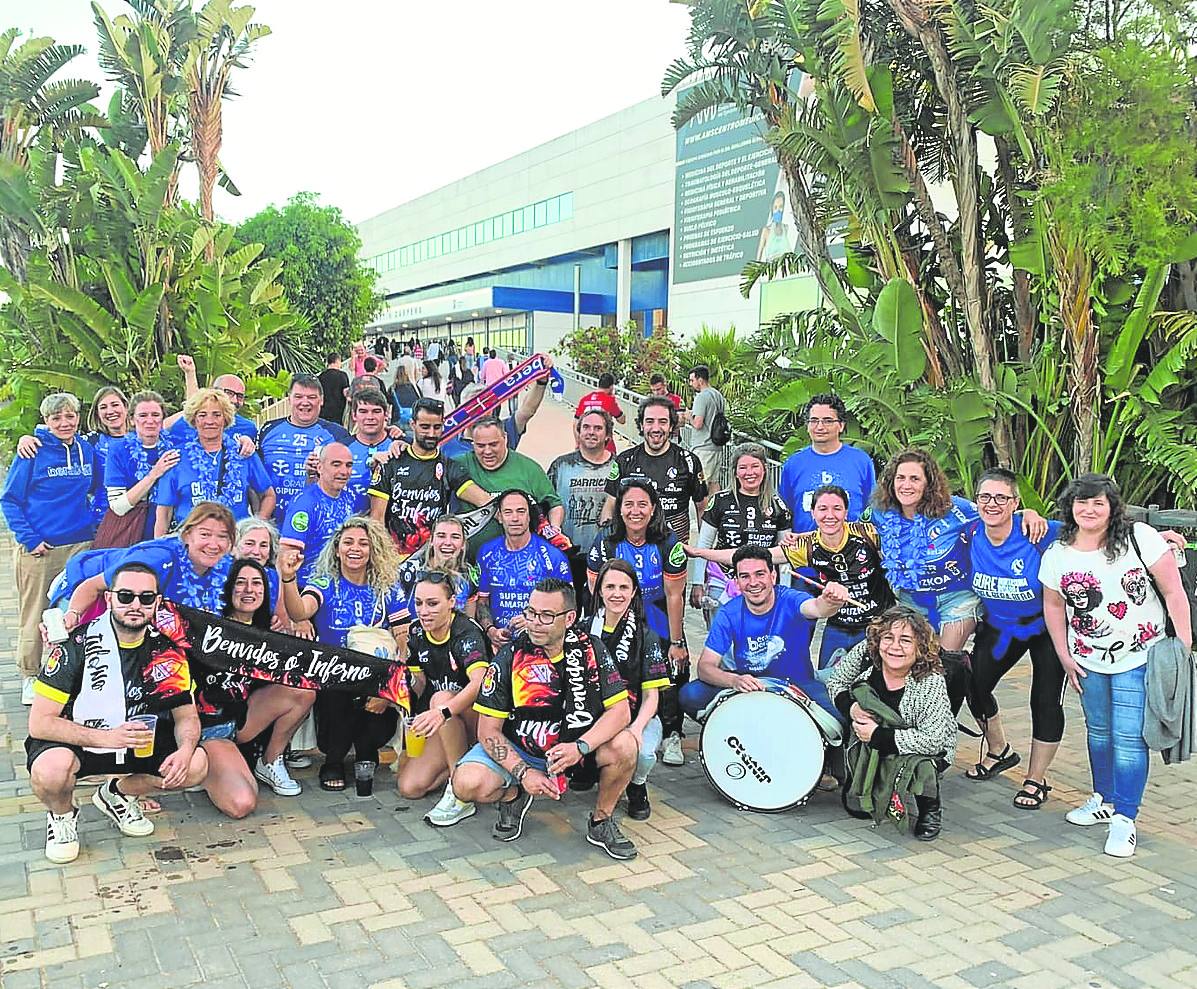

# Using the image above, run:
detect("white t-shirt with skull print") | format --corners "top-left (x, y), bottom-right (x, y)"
top-left (1039, 522), bottom-right (1170, 674)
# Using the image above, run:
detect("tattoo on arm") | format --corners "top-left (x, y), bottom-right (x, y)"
top-left (483, 736), bottom-right (509, 763)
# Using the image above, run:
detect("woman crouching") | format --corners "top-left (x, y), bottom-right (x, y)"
top-left (825, 606), bottom-right (956, 840)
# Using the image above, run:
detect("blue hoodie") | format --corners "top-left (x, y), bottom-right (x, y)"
top-left (1, 425), bottom-right (99, 550)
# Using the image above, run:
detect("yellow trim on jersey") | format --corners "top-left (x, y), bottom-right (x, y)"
top-left (465, 661), bottom-right (489, 676)
top-left (405, 665), bottom-right (422, 675)
top-left (640, 677), bottom-right (671, 691)
top-left (602, 690), bottom-right (630, 709)
top-left (602, 625), bottom-right (616, 634)
top-left (32, 680), bottom-right (70, 705)
top-left (473, 703), bottom-right (510, 720)
top-left (456, 480), bottom-right (476, 497)
top-left (427, 630), bottom-right (451, 646)
top-left (547, 652), bottom-right (564, 663)
top-left (409, 446), bottom-right (438, 461)
top-left (367, 487), bottom-right (389, 501)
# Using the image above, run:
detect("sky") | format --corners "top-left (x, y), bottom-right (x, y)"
top-left (4, 0), bottom-right (692, 224)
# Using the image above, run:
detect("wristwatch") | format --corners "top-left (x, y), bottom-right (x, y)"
top-left (440, 706), bottom-right (452, 722)
top-left (575, 739), bottom-right (592, 756)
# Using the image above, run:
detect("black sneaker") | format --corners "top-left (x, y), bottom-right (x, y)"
top-left (492, 787), bottom-right (533, 842)
top-left (587, 815), bottom-right (637, 860)
top-left (625, 782), bottom-right (651, 821)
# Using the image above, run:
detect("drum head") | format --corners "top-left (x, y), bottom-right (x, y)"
top-left (699, 690), bottom-right (825, 812)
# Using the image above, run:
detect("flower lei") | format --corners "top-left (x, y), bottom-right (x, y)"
top-left (183, 434), bottom-right (246, 508)
top-left (172, 543), bottom-right (231, 611)
top-left (127, 432), bottom-right (175, 491)
top-left (871, 507), bottom-right (932, 593)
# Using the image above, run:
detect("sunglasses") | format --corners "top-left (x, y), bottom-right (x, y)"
top-left (415, 570), bottom-right (455, 586)
top-left (113, 590), bottom-right (158, 605)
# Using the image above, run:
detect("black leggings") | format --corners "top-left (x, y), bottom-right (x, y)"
top-left (966, 622), bottom-right (1065, 744)
top-left (316, 692), bottom-right (399, 766)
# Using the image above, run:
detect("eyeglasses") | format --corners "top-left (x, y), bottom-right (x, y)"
top-left (113, 590), bottom-right (158, 605)
top-left (522, 606), bottom-right (571, 625)
top-left (807, 417), bottom-right (842, 427)
top-left (221, 387), bottom-right (246, 403)
top-left (977, 493), bottom-right (1016, 506)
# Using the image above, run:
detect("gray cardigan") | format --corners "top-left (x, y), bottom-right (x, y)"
top-left (1144, 637), bottom-right (1195, 764)
top-left (825, 641), bottom-right (957, 764)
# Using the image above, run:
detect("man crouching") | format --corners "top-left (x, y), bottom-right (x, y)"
top-left (26, 563), bottom-right (208, 863)
top-left (453, 577), bottom-right (640, 859)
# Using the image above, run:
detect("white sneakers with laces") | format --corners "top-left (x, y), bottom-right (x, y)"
top-left (661, 733), bottom-right (685, 766)
top-left (255, 755), bottom-right (302, 796)
top-left (92, 781), bottom-right (155, 837)
top-left (424, 781), bottom-right (476, 827)
top-left (1104, 814), bottom-right (1137, 858)
top-left (1066, 792), bottom-right (1115, 826)
top-left (45, 808), bottom-right (80, 863)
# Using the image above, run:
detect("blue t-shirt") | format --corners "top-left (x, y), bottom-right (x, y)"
top-left (168, 414), bottom-right (258, 445)
top-left (258, 417), bottom-right (351, 521)
top-left (441, 416), bottom-right (521, 462)
top-left (104, 436), bottom-right (173, 541)
top-left (706, 586), bottom-right (815, 682)
top-left (476, 534), bottom-right (572, 629)
top-left (105, 536), bottom-right (232, 612)
top-left (969, 517), bottom-right (1062, 626)
top-left (279, 484), bottom-right (361, 582)
top-left (300, 574), bottom-right (402, 649)
top-left (347, 438), bottom-right (390, 510)
top-left (153, 439), bottom-right (274, 523)
top-left (778, 444), bottom-right (876, 533)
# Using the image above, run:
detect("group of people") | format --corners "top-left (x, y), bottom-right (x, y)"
top-left (3, 356), bottom-right (1192, 867)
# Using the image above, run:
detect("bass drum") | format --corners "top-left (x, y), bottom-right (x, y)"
top-left (698, 688), bottom-right (827, 812)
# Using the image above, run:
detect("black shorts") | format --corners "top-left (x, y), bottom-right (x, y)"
top-left (26, 725), bottom-right (179, 778)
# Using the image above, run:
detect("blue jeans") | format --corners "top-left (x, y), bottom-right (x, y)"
top-left (815, 624), bottom-right (866, 679)
top-left (1079, 665), bottom-right (1149, 819)
top-left (633, 716), bottom-right (663, 785)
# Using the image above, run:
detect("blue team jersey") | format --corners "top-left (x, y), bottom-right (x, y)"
top-left (103, 536), bottom-right (232, 611)
top-left (706, 586), bottom-right (816, 682)
top-left (477, 534), bottom-right (571, 629)
top-left (104, 436), bottom-right (174, 541)
top-left (300, 574), bottom-right (402, 649)
top-left (279, 484), bottom-right (361, 582)
top-left (258, 417), bottom-right (350, 521)
top-left (87, 431), bottom-right (125, 523)
top-left (778, 444), bottom-right (876, 533)
top-left (153, 438), bottom-right (274, 523)
top-left (168, 414), bottom-right (258, 445)
top-left (969, 517), bottom-right (1062, 626)
top-left (587, 534), bottom-right (687, 640)
top-left (873, 496), bottom-right (979, 594)
top-left (347, 438), bottom-right (390, 510)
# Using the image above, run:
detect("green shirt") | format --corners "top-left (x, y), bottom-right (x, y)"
top-left (459, 450), bottom-right (562, 551)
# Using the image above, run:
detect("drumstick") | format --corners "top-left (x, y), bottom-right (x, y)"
top-left (792, 571), bottom-right (868, 611)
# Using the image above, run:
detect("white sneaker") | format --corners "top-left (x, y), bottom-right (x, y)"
top-left (22, 677), bottom-right (36, 706)
top-left (45, 808), bottom-right (80, 864)
top-left (1104, 814), bottom-right (1137, 858)
top-left (424, 781), bottom-right (476, 828)
top-left (92, 781), bottom-right (155, 837)
top-left (661, 733), bottom-right (685, 767)
top-left (254, 755), bottom-right (302, 796)
top-left (1066, 792), bottom-right (1115, 826)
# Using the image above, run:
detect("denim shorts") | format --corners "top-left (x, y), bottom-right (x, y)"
top-left (200, 720), bottom-right (238, 742)
top-left (898, 588), bottom-right (981, 629)
top-left (457, 739), bottom-right (546, 789)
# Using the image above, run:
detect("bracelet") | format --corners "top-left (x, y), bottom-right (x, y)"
top-left (512, 762), bottom-right (529, 783)
top-left (282, 578), bottom-right (297, 584)
top-left (671, 639), bottom-right (687, 649)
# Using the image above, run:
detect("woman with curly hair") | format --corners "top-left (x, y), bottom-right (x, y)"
top-left (1040, 473), bottom-right (1191, 858)
top-left (825, 606), bottom-right (956, 840)
top-left (278, 516), bottom-right (406, 791)
top-left (869, 450), bottom-right (1047, 658)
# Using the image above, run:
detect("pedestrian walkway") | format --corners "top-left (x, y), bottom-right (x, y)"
top-left (2, 408), bottom-right (1197, 989)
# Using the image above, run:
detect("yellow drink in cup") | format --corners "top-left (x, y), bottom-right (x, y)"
top-left (405, 723), bottom-right (426, 759)
top-left (130, 714), bottom-right (158, 758)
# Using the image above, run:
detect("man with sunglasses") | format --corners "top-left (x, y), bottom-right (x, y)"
top-left (455, 577), bottom-right (640, 859)
top-left (777, 393), bottom-right (876, 534)
top-left (25, 563), bottom-right (207, 864)
top-left (369, 397), bottom-right (493, 559)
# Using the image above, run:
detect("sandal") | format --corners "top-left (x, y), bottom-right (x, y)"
top-left (319, 762), bottom-right (346, 792)
top-left (1013, 778), bottom-right (1051, 810)
top-left (965, 743), bottom-right (1020, 781)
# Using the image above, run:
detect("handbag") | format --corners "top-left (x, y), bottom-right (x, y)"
top-left (92, 501), bottom-right (150, 549)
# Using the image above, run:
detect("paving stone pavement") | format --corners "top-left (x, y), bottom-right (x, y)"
top-left (3, 403), bottom-right (1197, 988)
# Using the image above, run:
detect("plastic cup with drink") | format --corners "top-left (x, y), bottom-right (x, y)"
top-left (129, 714), bottom-right (158, 758)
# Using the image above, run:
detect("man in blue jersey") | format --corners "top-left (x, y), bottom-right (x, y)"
top-left (346, 389), bottom-right (394, 509)
top-left (257, 374), bottom-right (350, 522)
top-left (681, 546), bottom-right (848, 722)
top-left (280, 443), bottom-right (361, 583)
top-left (476, 491), bottom-right (572, 654)
top-left (169, 355), bottom-right (260, 444)
top-left (778, 394), bottom-right (876, 534)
